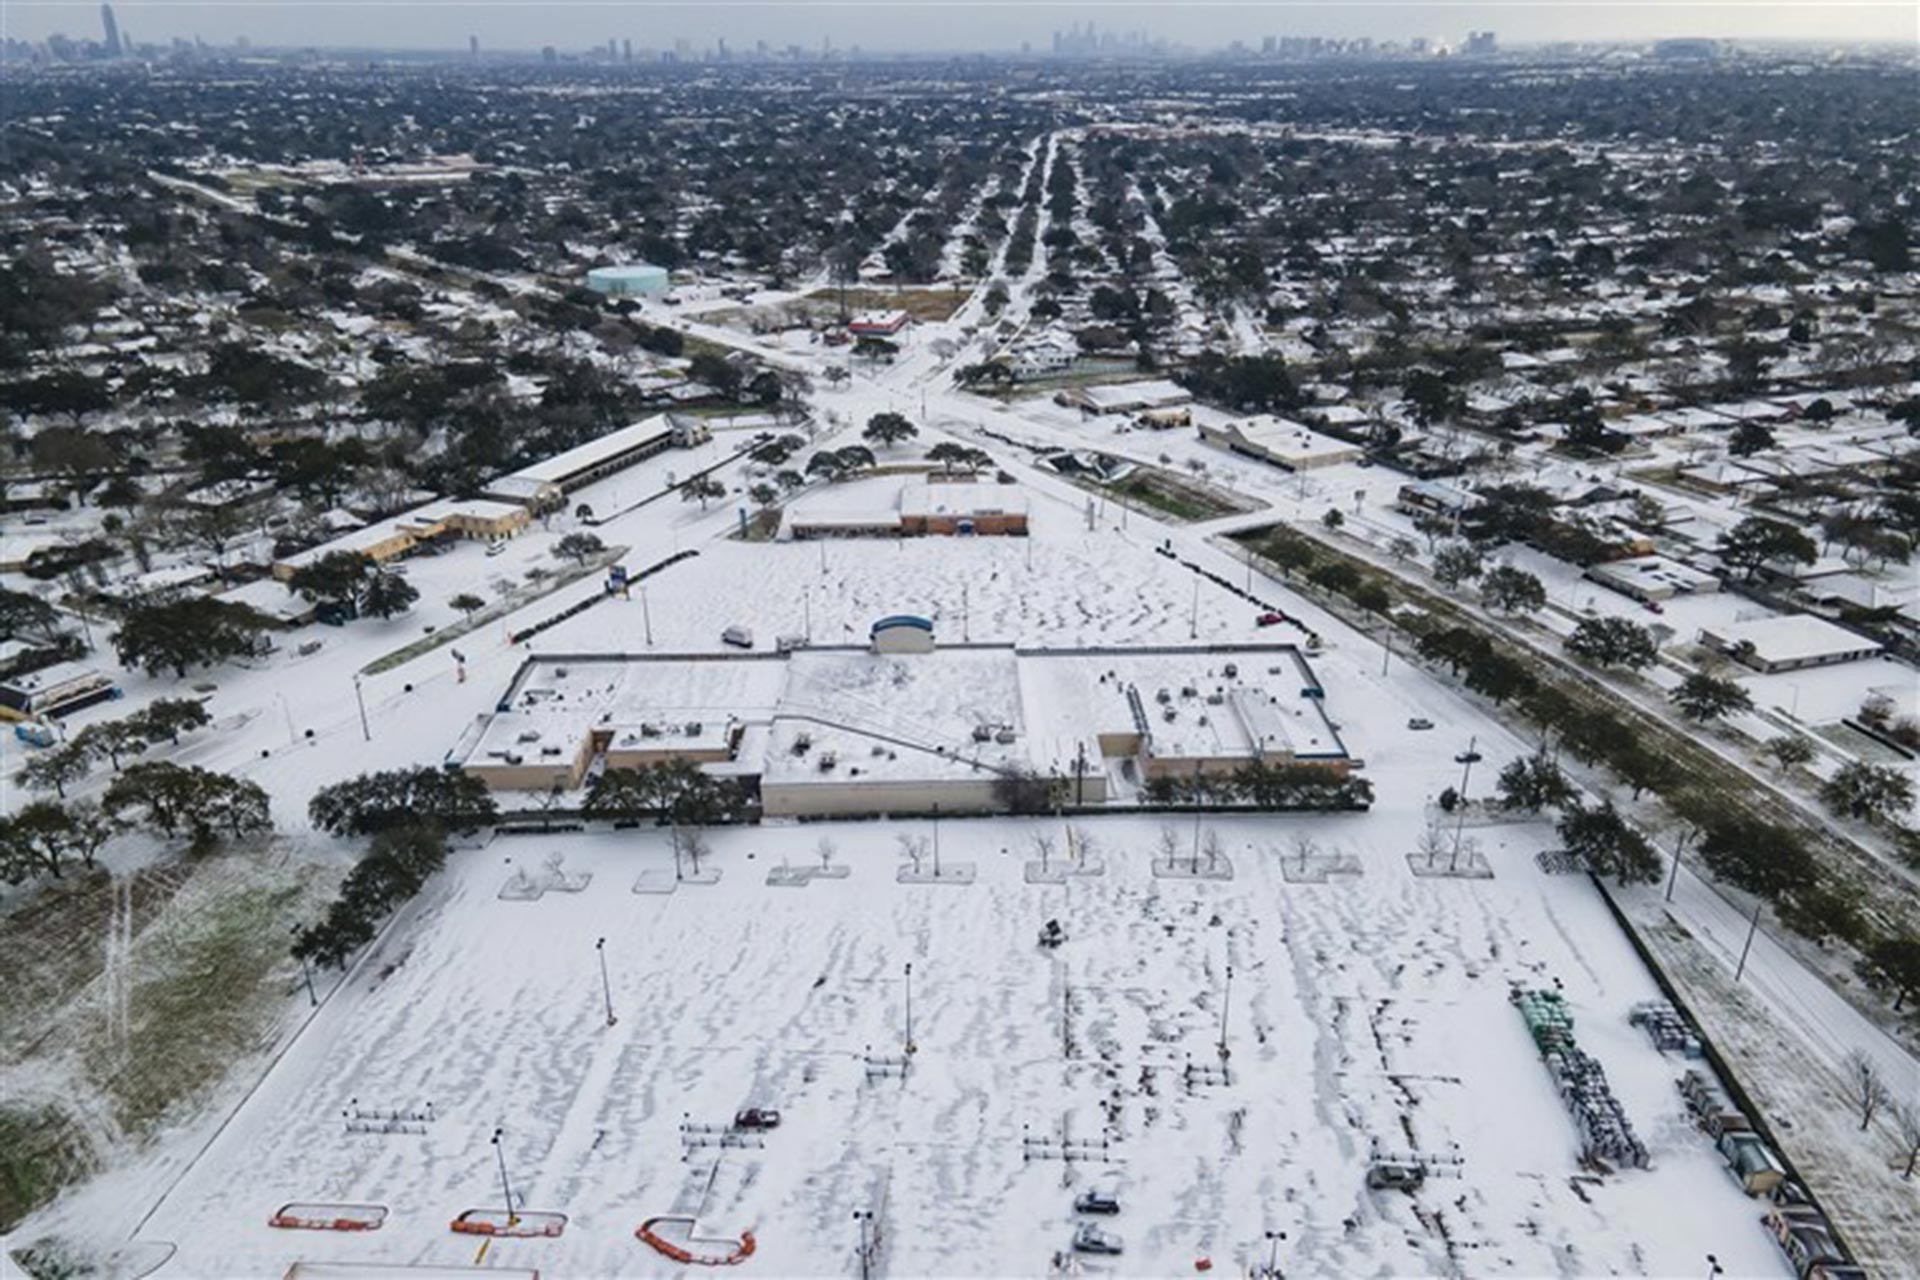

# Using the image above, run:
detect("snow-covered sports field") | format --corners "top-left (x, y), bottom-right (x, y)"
top-left (138, 814), bottom-right (1786, 1277)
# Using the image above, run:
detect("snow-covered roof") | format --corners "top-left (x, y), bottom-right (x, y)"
top-left (1700, 614), bottom-right (1884, 665)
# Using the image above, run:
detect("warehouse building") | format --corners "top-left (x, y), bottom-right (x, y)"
top-left (481, 414), bottom-right (711, 510)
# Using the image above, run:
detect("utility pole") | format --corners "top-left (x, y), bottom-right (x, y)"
top-left (1380, 624), bottom-right (1393, 676)
top-left (803, 587), bottom-right (811, 642)
top-left (1456, 735), bottom-right (1479, 804)
top-left (1733, 901), bottom-right (1762, 982)
top-left (291, 925), bottom-right (316, 1006)
top-left (352, 674), bottom-right (370, 742)
top-left (640, 583), bottom-right (654, 646)
top-left (930, 804), bottom-right (941, 877)
top-left (1189, 576), bottom-right (1199, 639)
top-left (1665, 830), bottom-right (1689, 902)
top-left (596, 937), bottom-right (616, 1027)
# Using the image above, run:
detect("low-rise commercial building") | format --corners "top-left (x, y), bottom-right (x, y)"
top-left (1199, 416), bottom-right (1363, 471)
top-left (450, 641), bottom-right (1350, 815)
top-left (1698, 615), bottom-right (1885, 673)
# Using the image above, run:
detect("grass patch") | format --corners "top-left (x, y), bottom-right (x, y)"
top-left (1, 848), bottom-right (334, 1232)
top-left (1082, 464), bottom-right (1247, 524)
top-left (0, 1105), bottom-right (91, 1235)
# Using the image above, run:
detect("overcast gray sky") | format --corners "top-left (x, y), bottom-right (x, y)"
top-left (10, 1), bottom-right (1915, 52)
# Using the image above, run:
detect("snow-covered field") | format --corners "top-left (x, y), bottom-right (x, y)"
top-left (135, 814), bottom-right (1787, 1278)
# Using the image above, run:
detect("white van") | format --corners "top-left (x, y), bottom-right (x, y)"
top-left (721, 625), bottom-right (754, 649)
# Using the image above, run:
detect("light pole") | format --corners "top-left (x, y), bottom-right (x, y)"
top-left (1263, 1229), bottom-right (1287, 1279)
top-left (853, 1210), bottom-right (875, 1280)
top-left (352, 674), bottom-right (370, 742)
top-left (640, 583), bottom-right (654, 646)
top-left (903, 962), bottom-right (915, 1056)
top-left (1217, 964), bottom-right (1233, 1063)
top-left (1455, 735), bottom-right (1479, 805)
top-left (596, 937), bottom-right (616, 1027)
top-left (1706, 1254), bottom-right (1723, 1280)
top-left (491, 1127), bottom-right (517, 1226)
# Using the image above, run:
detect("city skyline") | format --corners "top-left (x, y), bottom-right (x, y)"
top-left (9, 1), bottom-right (1915, 55)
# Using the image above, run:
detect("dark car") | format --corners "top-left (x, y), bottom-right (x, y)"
top-left (1074, 1191), bottom-right (1121, 1215)
top-left (734, 1108), bottom-right (781, 1130)
top-left (1256, 612), bottom-right (1285, 627)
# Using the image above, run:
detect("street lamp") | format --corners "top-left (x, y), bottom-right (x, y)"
top-left (1217, 964), bottom-right (1233, 1064)
top-left (596, 937), bottom-right (616, 1027)
top-left (1706, 1254), bottom-right (1723, 1280)
top-left (1263, 1229), bottom-right (1288, 1279)
top-left (491, 1127), bottom-right (517, 1226)
top-left (903, 962), bottom-right (915, 1056)
top-left (853, 1210), bottom-right (875, 1280)
top-left (352, 673), bottom-right (370, 742)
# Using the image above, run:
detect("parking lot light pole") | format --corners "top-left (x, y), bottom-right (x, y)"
top-left (1264, 1229), bottom-right (1287, 1278)
top-left (491, 1128), bottom-right (517, 1226)
top-left (1217, 964), bottom-right (1233, 1063)
top-left (596, 937), bottom-right (616, 1027)
top-left (352, 674), bottom-right (370, 742)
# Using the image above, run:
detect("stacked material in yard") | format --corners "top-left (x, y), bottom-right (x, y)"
top-left (1629, 1000), bottom-right (1704, 1056)
top-left (1512, 988), bottom-right (1650, 1170)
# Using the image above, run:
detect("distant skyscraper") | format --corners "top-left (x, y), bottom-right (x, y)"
top-left (469, 34), bottom-right (479, 58)
top-left (99, 2), bottom-right (122, 57)
top-left (623, 38), bottom-right (633, 63)
top-left (1464, 30), bottom-right (1498, 55)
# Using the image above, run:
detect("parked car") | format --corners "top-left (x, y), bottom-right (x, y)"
top-left (1072, 1224), bottom-right (1124, 1255)
top-left (1407, 717), bottom-right (1434, 731)
top-left (1255, 612), bottom-right (1285, 627)
top-left (733, 1108), bottom-right (781, 1130)
top-left (722, 625), bottom-right (754, 649)
top-left (485, 541), bottom-right (507, 557)
top-left (1073, 1191), bottom-right (1120, 1215)
top-left (1453, 747), bottom-right (1482, 764)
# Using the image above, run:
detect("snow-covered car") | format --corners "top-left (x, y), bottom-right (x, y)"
top-left (1038, 919), bottom-right (1067, 949)
top-left (1407, 717), bottom-right (1435, 731)
top-left (722, 625), bottom-right (755, 649)
top-left (1072, 1224), bottom-right (1124, 1255)
top-left (1073, 1190), bottom-right (1120, 1215)
top-left (733, 1108), bottom-right (781, 1130)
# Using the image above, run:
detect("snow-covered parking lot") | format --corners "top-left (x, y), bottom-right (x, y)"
top-left (139, 815), bottom-right (1786, 1277)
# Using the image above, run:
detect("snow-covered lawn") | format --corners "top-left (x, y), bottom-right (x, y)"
top-left (136, 814), bottom-right (1787, 1277)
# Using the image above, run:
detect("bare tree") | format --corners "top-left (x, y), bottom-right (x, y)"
top-left (1029, 832), bottom-right (1057, 872)
top-left (815, 835), bottom-right (838, 871)
top-left (1893, 1098), bottom-right (1920, 1180)
top-left (1291, 832), bottom-right (1321, 874)
top-left (896, 832), bottom-right (928, 875)
top-left (1840, 1049), bottom-right (1890, 1131)
top-left (1416, 820), bottom-right (1449, 868)
top-left (1201, 828), bottom-right (1225, 871)
top-left (1156, 825), bottom-right (1182, 865)
top-left (1069, 825), bottom-right (1099, 866)
top-left (676, 827), bottom-right (712, 878)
